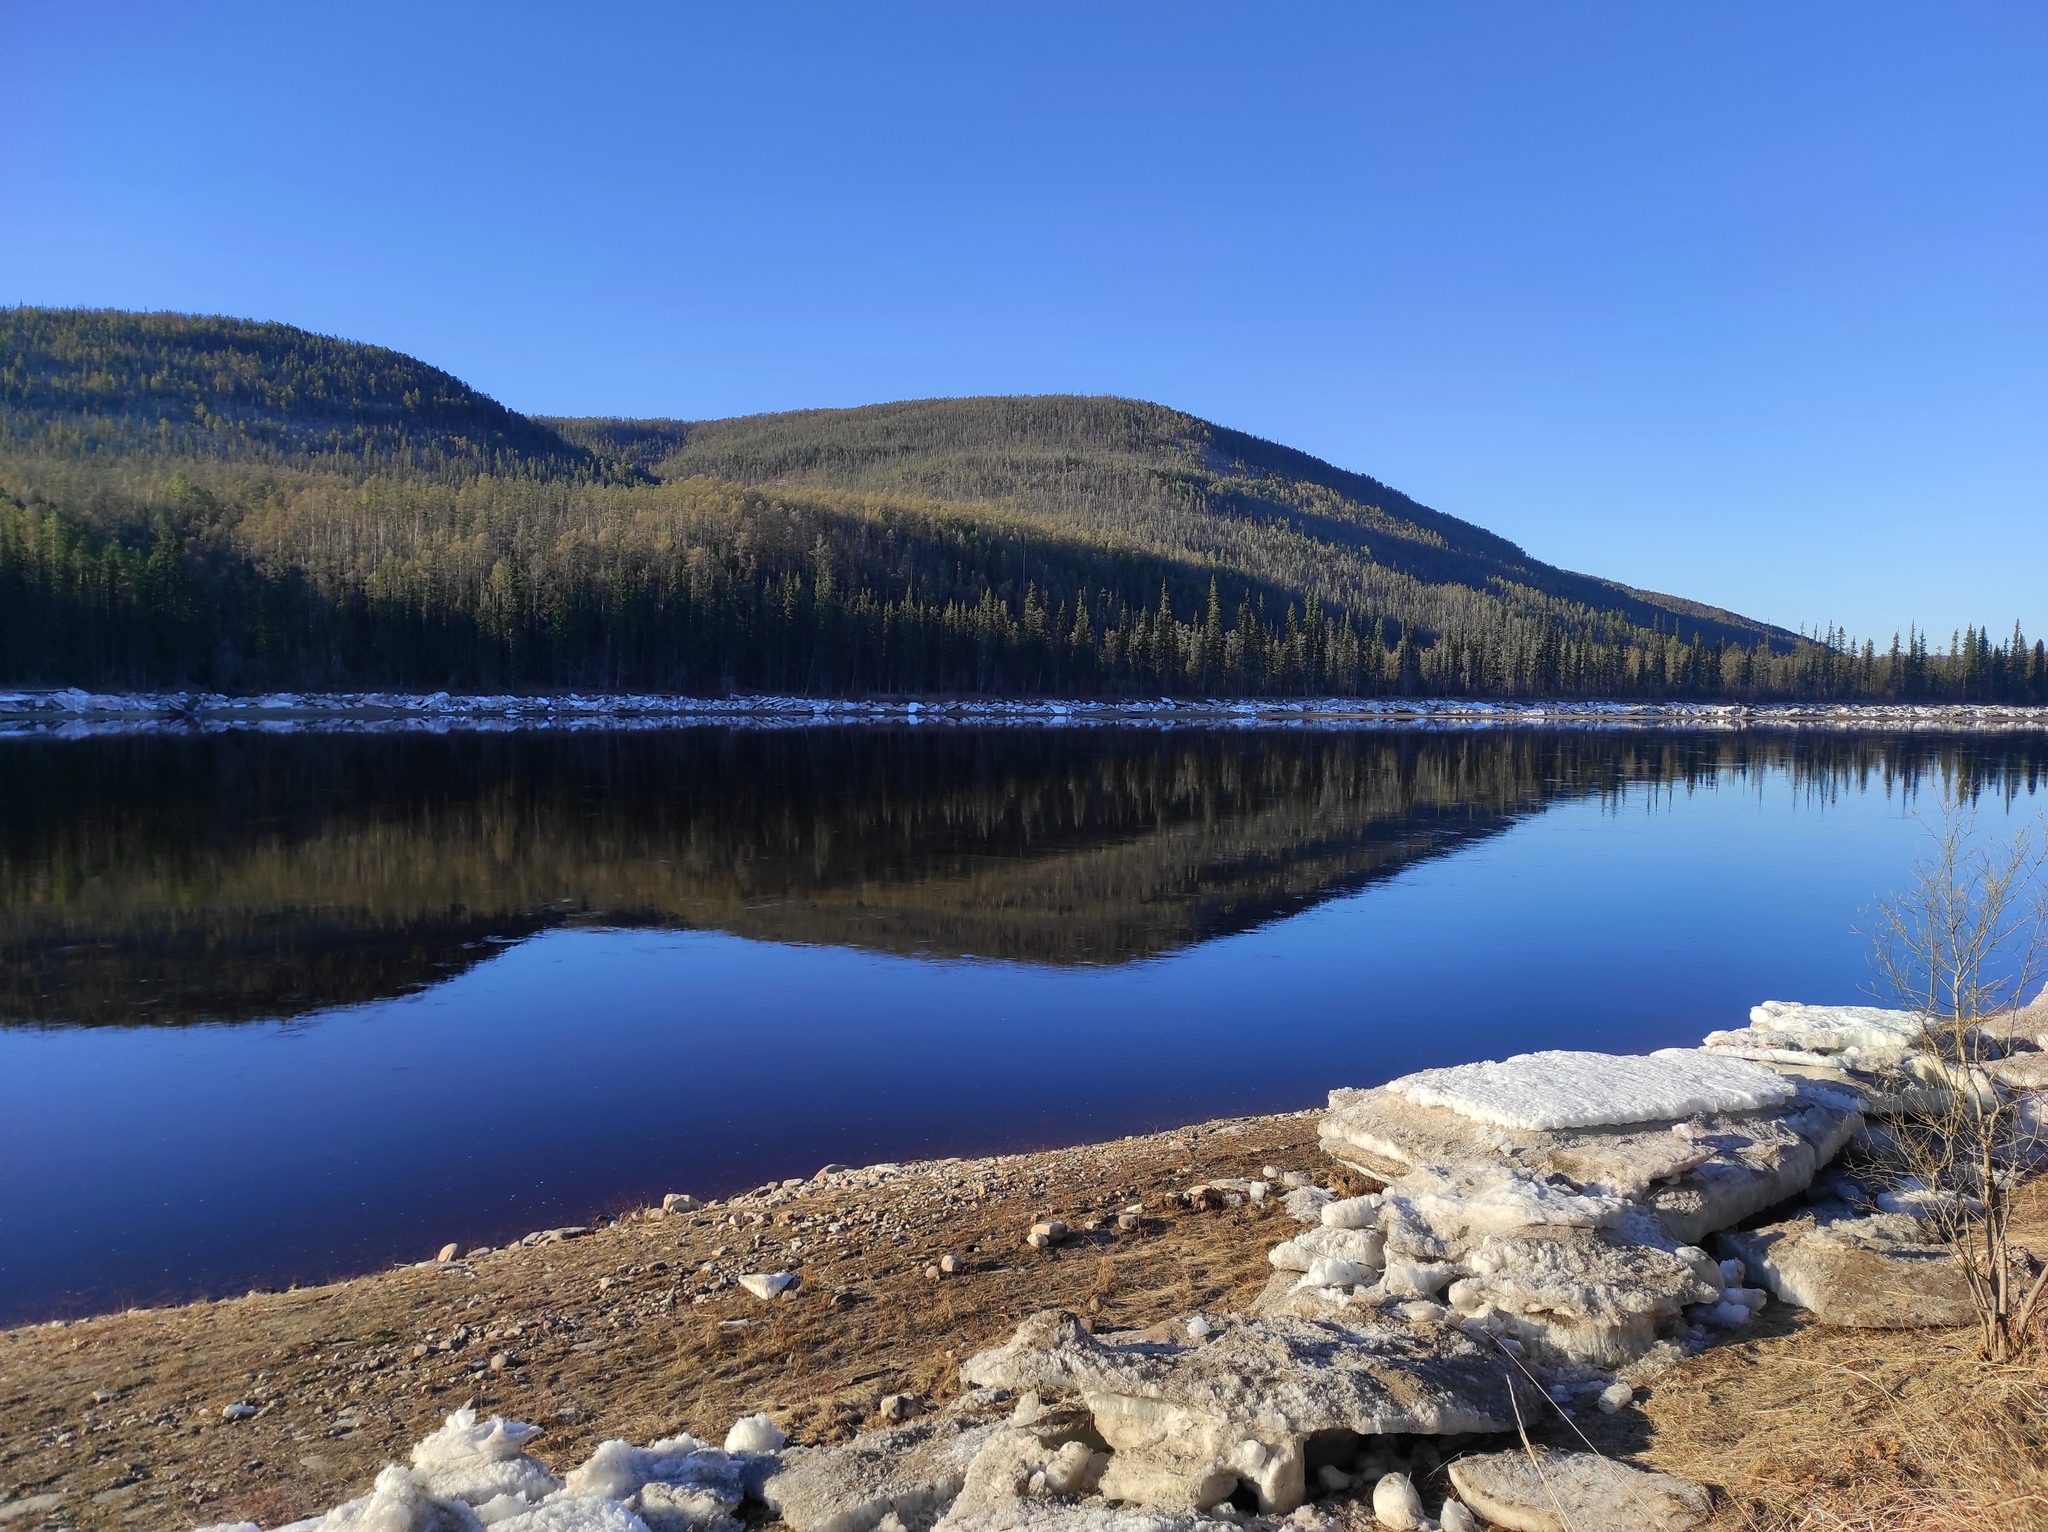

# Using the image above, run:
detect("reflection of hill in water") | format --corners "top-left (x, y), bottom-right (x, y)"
top-left (4, 729), bottom-right (2040, 1026)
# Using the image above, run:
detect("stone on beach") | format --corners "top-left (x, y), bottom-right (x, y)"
top-left (879, 1393), bottom-right (923, 1424)
top-left (1446, 1448), bottom-right (1711, 1532)
top-left (738, 1271), bottom-right (795, 1301)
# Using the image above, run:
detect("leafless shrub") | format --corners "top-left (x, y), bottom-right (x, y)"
top-left (1864, 790), bottom-right (2048, 1360)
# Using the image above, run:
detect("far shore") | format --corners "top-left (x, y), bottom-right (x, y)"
top-left (6, 687), bottom-right (2048, 738)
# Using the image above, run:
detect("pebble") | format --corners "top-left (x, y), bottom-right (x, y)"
top-left (489, 1352), bottom-right (511, 1372)
top-left (662, 1193), bottom-right (703, 1213)
top-left (939, 1253), bottom-right (965, 1274)
top-left (739, 1271), bottom-right (796, 1301)
top-left (1027, 1219), bottom-right (1069, 1248)
top-left (877, 1392), bottom-right (921, 1424)
top-left (436, 1243), bottom-right (462, 1264)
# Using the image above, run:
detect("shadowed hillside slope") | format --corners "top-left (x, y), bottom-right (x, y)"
top-left (552, 397), bottom-right (1779, 649)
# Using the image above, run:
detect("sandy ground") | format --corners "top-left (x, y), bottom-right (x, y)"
top-left (3, 1108), bottom-right (2044, 1532)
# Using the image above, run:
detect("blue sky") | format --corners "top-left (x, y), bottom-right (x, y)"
top-left (4, 3), bottom-right (2041, 644)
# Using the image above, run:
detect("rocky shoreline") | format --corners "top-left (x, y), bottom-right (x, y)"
top-left (6, 995), bottom-right (2031, 1532)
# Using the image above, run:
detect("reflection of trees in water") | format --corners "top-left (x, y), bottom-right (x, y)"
top-left (3, 729), bottom-right (2043, 1027)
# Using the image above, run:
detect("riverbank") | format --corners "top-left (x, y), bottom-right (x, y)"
top-left (3, 1105), bottom-right (2043, 1532)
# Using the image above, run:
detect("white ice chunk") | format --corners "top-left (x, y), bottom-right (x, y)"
top-left (1297, 1256), bottom-right (1370, 1289)
top-left (1702, 1002), bottom-right (1932, 1069)
top-left (485, 1497), bottom-right (650, 1532)
top-left (1320, 1194), bottom-right (1382, 1230)
top-left (1383, 1165), bottom-right (1632, 1249)
top-left (1388, 1049), bottom-right (1798, 1130)
top-left (563, 1435), bottom-right (738, 1503)
top-left (411, 1410), bottom-right (561, 1507)
top-left (722, 1413), bottom-right (786, 1454)
top-left (1268, 1225), bottom-right (1386, 1272)
top-left (285, 1463), bottom-right (486, 1531)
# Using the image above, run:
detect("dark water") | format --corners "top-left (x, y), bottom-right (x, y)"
top-left (2, 726), bottom-right (2043, 1323)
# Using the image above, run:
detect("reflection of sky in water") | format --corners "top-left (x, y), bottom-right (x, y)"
top-left (1, 763), bottom-right (2038, 1321)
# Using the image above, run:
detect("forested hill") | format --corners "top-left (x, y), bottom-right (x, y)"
top-left (3, 306), bottom-right (2042, 701)
top-left (0, 308), bottom-right (601, 478)
top-left (549, 398), bottom-right (1780, 651)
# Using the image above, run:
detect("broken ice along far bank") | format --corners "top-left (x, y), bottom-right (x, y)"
top-left (196, 998), bottom-right (2045, 1530)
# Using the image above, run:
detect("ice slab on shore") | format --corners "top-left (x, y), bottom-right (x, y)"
top-left (1388, 1049), bottom-right (1798, 1131)
top-left (1702, 1001), bottom-right (1931, 1071)
top-left (1322, 1075), bottom-right (1863, 1248)
top-left (959, 1309), bottom-right (1512, 1514)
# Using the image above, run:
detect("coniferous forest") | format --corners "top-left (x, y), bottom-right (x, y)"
top-left (2, 307), bottom-right (2041, 702)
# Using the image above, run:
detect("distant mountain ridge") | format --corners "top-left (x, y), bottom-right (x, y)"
top-left (4, 306), bottom-right (2036, 702)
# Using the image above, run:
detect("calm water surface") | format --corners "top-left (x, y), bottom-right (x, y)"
top-left (3, 726), bottom-right (2043, 1322)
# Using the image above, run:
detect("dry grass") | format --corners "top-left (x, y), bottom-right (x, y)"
top-left (1559, 1173), bottom-right (2048, 1532)
top-left (5, 1111), bottom-right (2047, 1531)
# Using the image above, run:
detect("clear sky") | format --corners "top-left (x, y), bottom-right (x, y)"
top-left (4, 3), bottom-right (2041, 644)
